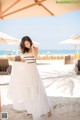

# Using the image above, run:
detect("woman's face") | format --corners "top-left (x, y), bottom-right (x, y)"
top-left (24, 40), bottom-right (31, 48)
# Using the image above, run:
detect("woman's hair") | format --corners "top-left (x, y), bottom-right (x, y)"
top-left (20, 36), bottom-right (32, 53)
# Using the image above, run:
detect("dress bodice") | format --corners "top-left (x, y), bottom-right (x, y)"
top-left (23, 53), bottom-right (36, 63)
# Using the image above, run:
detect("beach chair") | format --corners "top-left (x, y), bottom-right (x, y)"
top-left (0, 91), bottom-right (1, 112)
top-left (75, 59), bottom-right (80, 74)
top-left (0, 58), bottom-right (12, 75)
top-left (64, 55), bottom-right (72, 64)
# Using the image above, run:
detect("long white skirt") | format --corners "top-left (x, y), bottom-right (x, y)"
top-left (8, 62), bottom-right (51, 120)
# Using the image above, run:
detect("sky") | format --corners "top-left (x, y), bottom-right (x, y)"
top-left (0, 10), bottom-right (80, 50)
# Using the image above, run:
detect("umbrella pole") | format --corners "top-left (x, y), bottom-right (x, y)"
top-left (74, 45), bottom-right (77, 63)
top-left (75, 45), bottom-right (76, 58)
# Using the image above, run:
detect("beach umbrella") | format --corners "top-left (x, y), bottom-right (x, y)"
top-left (0, 32), bottom-right (20, 44)
top-left (8, 40), bottom-right (40, 47)
top-left (60, 38), bottom-right (80, 45)
top-left (60, 34), bottom-right (80, 45)
top-left (0, 0), bottom-right (80, 19)
top-left (59, 34), bottom-right (80, 59)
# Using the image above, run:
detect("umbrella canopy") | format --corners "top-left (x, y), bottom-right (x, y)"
top-left (0, 32), bottom-right (20, 44)
top-left (8, 40), bottom-right (40, 47)
top-left (0, 31), bottom-right (40, 46)
top-left (0, 0), bottom-right (80, 19)
top-left (60, 39), bottom-right (80, 45)
top-left (59, 34), bottom-right (80, 45)
top-left (59, 34), bottom-right (80, 59)
top-left (71, 34), bottom-right (80, 40)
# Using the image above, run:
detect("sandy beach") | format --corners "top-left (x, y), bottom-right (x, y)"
top-left (0, 60), bottom-right (80, 120)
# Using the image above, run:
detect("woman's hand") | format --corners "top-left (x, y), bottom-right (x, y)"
top-left (21, 58), bottom-right (25, 62)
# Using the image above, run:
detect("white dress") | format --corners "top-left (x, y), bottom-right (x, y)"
top-left (8, 53), bottom-right (51, 120)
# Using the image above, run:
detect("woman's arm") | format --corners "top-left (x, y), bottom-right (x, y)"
top-left (31, 44), bottom-right (38, 59)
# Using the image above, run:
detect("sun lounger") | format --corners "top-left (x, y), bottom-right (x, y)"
top-left (0, 91), bottom-right (1, 112)
top-left (0, 58), bottom-right (12, 75)
top-left (75, 59), bottom-right (80, 74)
top-left (64, 55), bottom-right (74, 64)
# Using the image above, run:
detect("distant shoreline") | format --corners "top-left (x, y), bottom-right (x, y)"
top-left (0, 49), bottom-right (79, 55)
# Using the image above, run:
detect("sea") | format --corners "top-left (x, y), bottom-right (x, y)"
top-left (0, 49), bottom-right (80, 55)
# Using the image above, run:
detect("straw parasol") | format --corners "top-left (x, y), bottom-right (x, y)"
top-left (0, 32), bottom-right (40, 47)
top-left (60, 34), bottom-right (80, 45)
top-left (0, 32), bottom-right (20, 44)
top-left (0, 0), bottom-right (80, 19)
top-left (59, 33), bottom-right (80, 59)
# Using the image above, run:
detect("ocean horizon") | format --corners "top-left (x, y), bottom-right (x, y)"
top-left (0, 49), bottom-right (80, 55)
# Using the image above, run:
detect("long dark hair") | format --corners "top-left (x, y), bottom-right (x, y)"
top-left (20, 36), bottom-right (32, 54)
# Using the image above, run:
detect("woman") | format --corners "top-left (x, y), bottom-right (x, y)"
top-left (8, 36), bottom-right (52, 120)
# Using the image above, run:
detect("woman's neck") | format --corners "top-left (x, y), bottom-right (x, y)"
top-left (29, 48), bottom-right (32, 53)
top-left (25, 49), bottom-right (32, 54)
